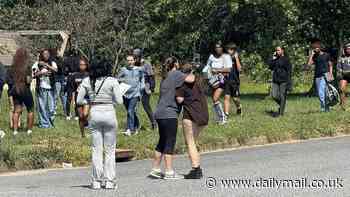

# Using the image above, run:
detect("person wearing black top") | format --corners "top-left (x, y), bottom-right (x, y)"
top-left (268, 46), bottom-right (292, 117)
top-left (8, 48), bottom-right (34, 135)
top-left (307, 39), bottom-right (333, 112)
top-left (176, 63), bottom-right (209, 179)
top-left (67, 57), bottom-right (90, 138)
top-left (52, 52), bottom-right (68, 117)
top-left (224, 43), bottom-right (242, 117)
top-left (63, 52), bottom-right (80, 120)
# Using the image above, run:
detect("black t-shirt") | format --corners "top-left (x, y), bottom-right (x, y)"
top-left (67, 72), bottom-right (89, 93)
top-left (63, 56), bottom-right (80, 75)
top-left (52, 57), bottom-right (65, 76)
top-left (314, 53), bottom-right (330, 78)
top-left (176, 81), bottom-right (209, 126)
top-left (228, 57), bottom-right (240, 84)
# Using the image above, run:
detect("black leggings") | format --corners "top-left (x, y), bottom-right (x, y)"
top-left (155, 118), bottom-right (178, 155)
top-left (141, 92), bottom-right (155, 125)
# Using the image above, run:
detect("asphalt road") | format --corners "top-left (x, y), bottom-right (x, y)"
top-left (0, 136), bottom-right (349, 197)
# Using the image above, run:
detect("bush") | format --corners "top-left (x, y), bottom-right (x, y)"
top-left (0, 142), bottom-right (18, 169)
top-left (241, 52), bottom-right (270, 82)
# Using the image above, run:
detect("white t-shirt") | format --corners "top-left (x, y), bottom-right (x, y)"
top-left (32, 61), bottom-right (57, 89)
top-left (206, 54), bottom-right (232, 69)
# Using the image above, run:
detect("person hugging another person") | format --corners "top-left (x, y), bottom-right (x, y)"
top-left (268, 46), bottom-right (292, 117)
top-left (203, 41), bottom-right (233, 125)
top-left (117, 54), bottom-right (145, 136)
top-left (176, 63), bottom-right (209, 179)
top-left (148, 57), bottom-right (195, 180)
top-left (32, 49), bottom-right (58, 128)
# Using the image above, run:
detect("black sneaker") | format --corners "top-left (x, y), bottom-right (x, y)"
top-left (151, 123), bottom-right (157, 130)
top-left (237, 108), bottom-right (242, 115)
top-left (184, 167), bottom-right (203, 179)
top-left (272, 112), bottom-right (280, 118)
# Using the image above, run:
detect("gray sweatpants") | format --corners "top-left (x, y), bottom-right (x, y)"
top-left (89, 105), bottom-right (117, 183)
top-left (271, 82), bottom-right (288, 115)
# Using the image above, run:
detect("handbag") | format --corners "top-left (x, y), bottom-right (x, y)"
top-left (208, 74), bottom-right (224, 89)
top-left (325, 80), bottom-right (339, 107)
top-left (206, 55), bottom-right (226, 89)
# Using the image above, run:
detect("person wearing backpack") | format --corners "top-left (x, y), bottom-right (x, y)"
top-left (176, 63), bottom-right (209, 179)
top-left (307, 39), bottom-right (334, 112)
top-left (337, 43), bottom-right (350, 111)
top-left (268, 46), bottom-right (292, 117)
top-left (77, 58), bottom-right (123, 190)
top-left (117, 54), bottom-right (145, 136)
top-left (224, 43), bottom-right (243, 117)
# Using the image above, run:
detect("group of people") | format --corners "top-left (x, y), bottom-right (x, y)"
top-left (0, 37), bottom-right (350, 190)
top-left (0, 46), bottom-right (157, 138)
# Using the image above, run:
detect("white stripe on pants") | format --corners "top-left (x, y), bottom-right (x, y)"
top-left (89, 105), bottom-right (117, 183)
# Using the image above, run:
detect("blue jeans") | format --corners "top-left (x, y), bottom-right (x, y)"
top-left (123, 97), bottom-right (140, 132)
top-left (54, 76), bottom-right (68, 115)
top-left (315, 76), bottom-right (329, 112)
top-left (37, 88), bottom-right (55, 128)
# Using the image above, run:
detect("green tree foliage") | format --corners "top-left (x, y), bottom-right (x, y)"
top-left (1, 0), bottom-right (350, 82)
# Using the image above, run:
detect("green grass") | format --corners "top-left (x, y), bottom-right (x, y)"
top-left (1, 77), bottom-right (350, 172)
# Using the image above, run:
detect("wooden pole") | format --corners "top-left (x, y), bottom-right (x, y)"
top-left (0, 30), bottom-right (69, 36)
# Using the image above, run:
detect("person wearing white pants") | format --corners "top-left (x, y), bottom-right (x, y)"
top-left (77, 58), bottom-right (123, 190)
top-left (89, 106), bottom-right (118, 186)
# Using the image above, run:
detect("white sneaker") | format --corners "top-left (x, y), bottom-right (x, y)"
top-left (148, 169), bottom-right (163, 179)
top-left (66, 116), bottom-right (71, 121)
top-left (164, 171), bottom-right (183, 180)
top-left (0, 130), bottom-right (5, 139)
top-left (91, 181), bottom-right (101, 190)
top-left (13, 130), bottom-right (18, 136)
top-left (105, 181), bottom-right (117, 190)
top-left (27, 130), bottom-right (32, 135)
top-left (122, 130), bottom-right (132, 136)
top-left (74, 117), bottom-right (79, 121)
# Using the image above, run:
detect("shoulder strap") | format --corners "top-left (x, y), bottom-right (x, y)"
top-left (96, 77), bottom-right (107, 96)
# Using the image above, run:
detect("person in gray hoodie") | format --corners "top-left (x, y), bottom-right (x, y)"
top-left (117, 54), bottom-right (145, 136)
